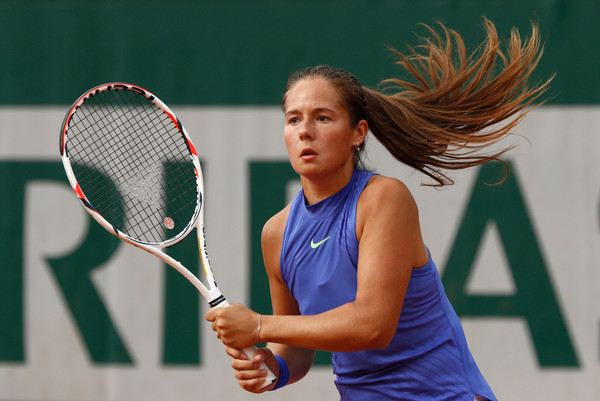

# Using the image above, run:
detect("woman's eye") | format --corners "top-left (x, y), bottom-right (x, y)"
top-left (288, 117), bottom-right (299, 125)
top-left (317, 115), bottom-right (329, 122)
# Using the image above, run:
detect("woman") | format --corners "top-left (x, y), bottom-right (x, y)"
top-left (206, 18), bottom-right (551, 400)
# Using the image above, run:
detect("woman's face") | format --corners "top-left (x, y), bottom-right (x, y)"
top-left (283, 77), bottom-right (367, 182)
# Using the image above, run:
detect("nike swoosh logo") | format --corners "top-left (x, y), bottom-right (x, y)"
top-left (310, 236), bottom-right (331, 249)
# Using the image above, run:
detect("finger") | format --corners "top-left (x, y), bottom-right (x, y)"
top-left (235, 368), bottom-right (270, 393)
top-left (253, 347), bottom-right (273, 361)
top-left (238, 376), bottom-right (268, 394)
top-left (231, 356), bottom-right (261, 371)
top-left (204, 308), bottom-right (216, 322)
top-left (234, 366), bottom-right (267, 381)
top-left (225, 346), bottom-right (247, 360)
top-left (232, 363), bottom-right (261, 375)
top-left (254, 348), bottom-right (280, 380)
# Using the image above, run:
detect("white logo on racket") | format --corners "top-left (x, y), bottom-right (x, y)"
top-left (163, 217), bottom-right (175, 230)
top-left (119, 166), bottom-right (162, 210)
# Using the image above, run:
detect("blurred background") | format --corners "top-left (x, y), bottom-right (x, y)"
top-left (1, 1), bottom-right (598, 400)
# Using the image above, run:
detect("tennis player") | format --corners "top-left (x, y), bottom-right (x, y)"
top-left (206, 18), bottom-right (550, 400)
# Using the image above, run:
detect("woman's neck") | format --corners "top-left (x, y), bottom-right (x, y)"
top-left (300, 166), bottom-right (355, 205)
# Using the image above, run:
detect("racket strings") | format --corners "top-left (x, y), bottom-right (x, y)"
top-left (66, 87), bottom-right (199, 244)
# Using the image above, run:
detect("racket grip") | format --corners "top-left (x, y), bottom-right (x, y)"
top-left (242, 346), bottom-right (278, 389)
top-left (212, 298), bottom-right (277, 389)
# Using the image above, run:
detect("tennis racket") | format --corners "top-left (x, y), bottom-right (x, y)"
top-left (59, 82), bottom-right (276, 387)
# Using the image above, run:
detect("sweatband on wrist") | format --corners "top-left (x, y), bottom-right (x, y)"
top-left (271, 355), bottom-right (290, 390)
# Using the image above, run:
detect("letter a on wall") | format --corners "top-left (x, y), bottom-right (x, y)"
top-left (441, 161), bottom-right (579, 368)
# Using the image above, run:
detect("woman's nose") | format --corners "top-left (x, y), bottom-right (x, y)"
top-left (298, 121), bottom-right (314, 140)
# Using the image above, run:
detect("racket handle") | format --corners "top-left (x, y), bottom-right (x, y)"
top-left (212, 298), bottom-right (277, 389)
top-left (242, 346), bottom-right (278, 389)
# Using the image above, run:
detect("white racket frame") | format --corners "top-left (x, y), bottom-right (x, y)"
top-left (60, 82), bottom-right (276, 387)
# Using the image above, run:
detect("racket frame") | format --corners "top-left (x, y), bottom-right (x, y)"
top-left (59, 83), bottom-right (276, 387)
top-left (60, 83), bottom-right (224, 306)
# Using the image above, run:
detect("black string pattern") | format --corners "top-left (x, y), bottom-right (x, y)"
top-left (65, 87), bottom-right (198, 244)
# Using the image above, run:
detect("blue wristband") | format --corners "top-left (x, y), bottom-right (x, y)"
top-left (271, 355), bottom-right (290, 390)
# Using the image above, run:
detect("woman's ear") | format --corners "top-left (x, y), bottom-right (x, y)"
top-left (354, 119), bottom-right (369, 146)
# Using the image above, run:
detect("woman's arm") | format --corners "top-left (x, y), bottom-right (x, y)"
top-left (262, 208), bottom-right (316, 383)
top-left (208, 176), bottom-right (427, 353)
top-left (260, 176), bottom-right (427, 351)
top-left (206, 205), bottom-right (315, 392)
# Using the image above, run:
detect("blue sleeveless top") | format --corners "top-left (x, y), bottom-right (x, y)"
top-left (280, 169), bottom-right (496, 401)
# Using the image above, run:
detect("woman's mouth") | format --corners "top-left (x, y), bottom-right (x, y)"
top-left (301, 148), bottom-right (317, 158)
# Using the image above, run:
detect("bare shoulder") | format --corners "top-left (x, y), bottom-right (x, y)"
top-left (261, 203), bottom-right (291, 245)
top-left (360, 175), bottom-right (417, 211)
top-left (261, 203), bottom-right (291, 278)
top-left (357, 175), bottom-right (428, 266)
top-left (356, 175), bottom-right (420, 238)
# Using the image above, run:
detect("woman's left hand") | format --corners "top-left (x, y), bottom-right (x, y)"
top-left (225, 345), bottom-right (279, 393)
top-left (205, 303), bottom-right (261, 349)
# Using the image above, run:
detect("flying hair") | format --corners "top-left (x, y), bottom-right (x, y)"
top-left (283, 18), bottom-right (553, 186)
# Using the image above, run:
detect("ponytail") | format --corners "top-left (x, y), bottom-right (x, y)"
top-left (284, 18), bottom-right (552, 186)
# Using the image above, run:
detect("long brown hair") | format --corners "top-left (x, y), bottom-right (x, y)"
top-left (283, 18), bottom-right (552, 186)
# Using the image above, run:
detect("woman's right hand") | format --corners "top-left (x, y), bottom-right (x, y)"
top-left (225, 345), bottom-right (280, 393)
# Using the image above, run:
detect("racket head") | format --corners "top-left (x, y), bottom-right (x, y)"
top-left (60, 83), bottom-right (203, 249)
top-left (59, 85), bottom-right (276, 386)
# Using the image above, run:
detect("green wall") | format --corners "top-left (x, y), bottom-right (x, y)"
top-left (0, 0), bottom-right (597, 105)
